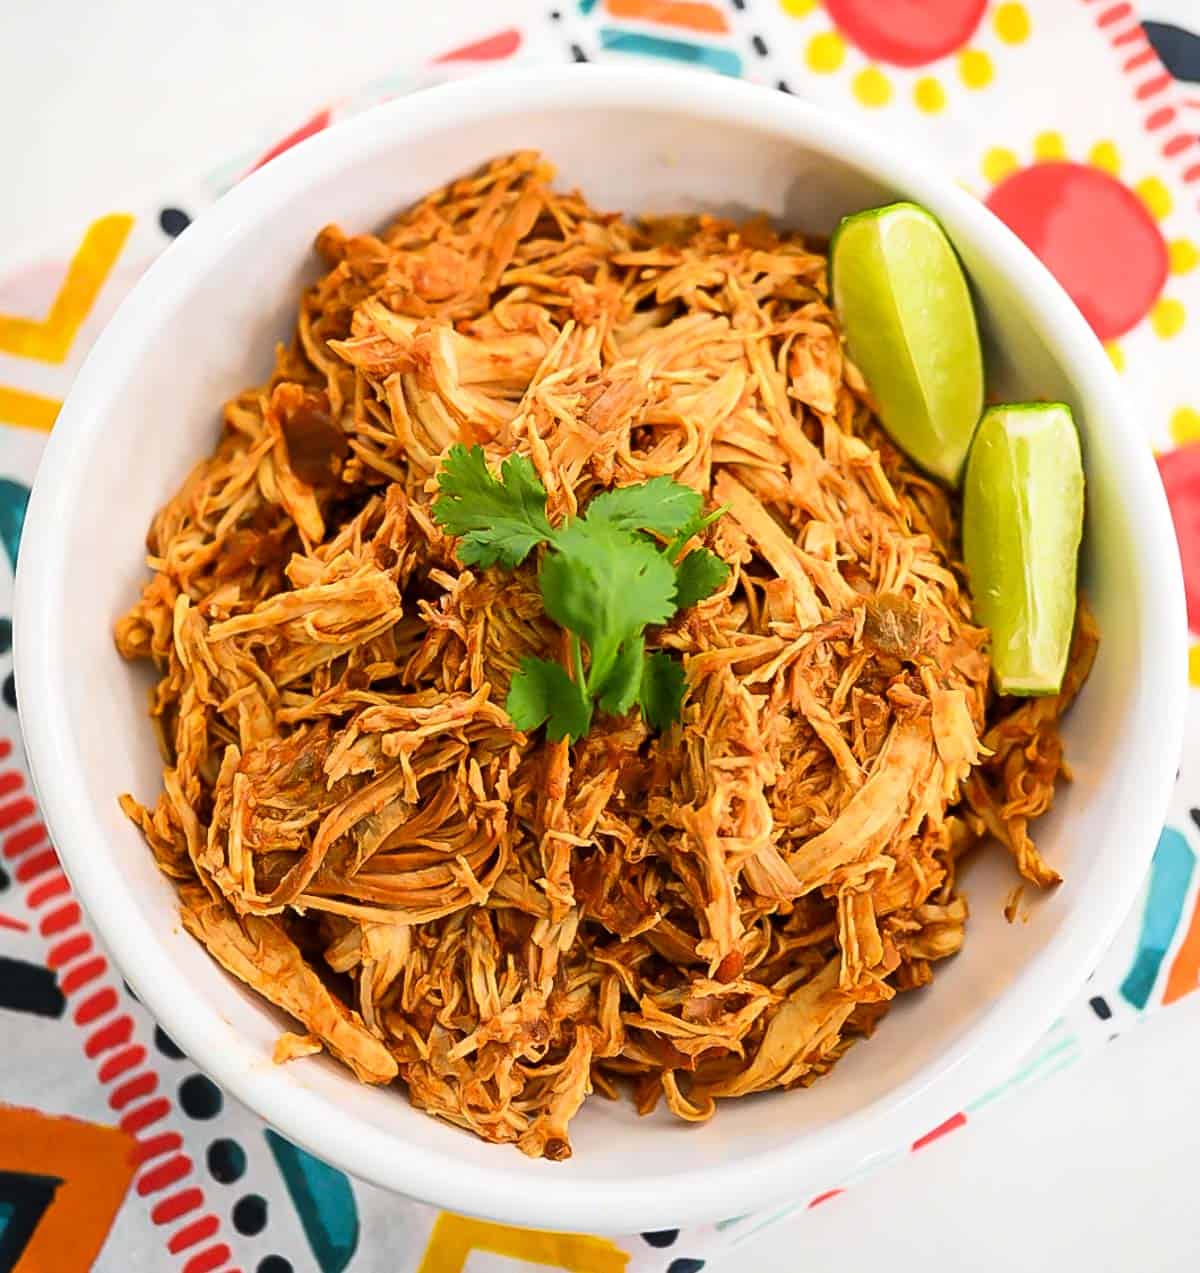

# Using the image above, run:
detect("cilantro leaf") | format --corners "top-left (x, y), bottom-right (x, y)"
top-left (673, 548), bottom-right (729, 610)
top-left (432, 444), bottom-right (554, 569)
top-left (638, 651), bottom-right (687, 732)
top-left (585, 476), bottom-right (703, 538)
top-left (507, 657), bottom-right (593, 742)
top-left (594, 635), bottom-right (645, 716)
top-left (540, 520), bottom-right (678, 693)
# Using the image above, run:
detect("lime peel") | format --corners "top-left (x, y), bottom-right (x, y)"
top-left (831, 202), bottom-right (984, 487)
top-left (962, 402), bottom-right (1084, 696)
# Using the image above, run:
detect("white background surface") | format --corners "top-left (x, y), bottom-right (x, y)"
top-left (3, 1), bottom-right (1200, 1269)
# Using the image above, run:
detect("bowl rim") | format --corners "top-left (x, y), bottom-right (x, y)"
top-left (14, 63), bottom-right (1188, 1231)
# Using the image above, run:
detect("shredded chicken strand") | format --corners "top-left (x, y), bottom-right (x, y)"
top-left (117, 152), bottom-right (1093, 1158)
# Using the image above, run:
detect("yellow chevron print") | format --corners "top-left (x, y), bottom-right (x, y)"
top-left (417, 1214), bottom-right (629, 1273)
top-left (0, 384), bottom-right (61, 431)
top-left (0, 213), bottom-right (133, 363)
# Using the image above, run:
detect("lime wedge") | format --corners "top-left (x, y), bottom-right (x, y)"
top-left (831, 202), bottom-right (984, 486)
top-left (962, 403), bottom-right (1084, 696)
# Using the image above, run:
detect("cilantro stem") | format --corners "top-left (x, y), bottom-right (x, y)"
top-left (664, 504), bottom-right (729, 562)
top-left (570, 632), bottom-right (587, 693)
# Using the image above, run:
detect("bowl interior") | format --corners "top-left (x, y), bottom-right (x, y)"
top-left (19, 75), bottom-right (1180, 1230)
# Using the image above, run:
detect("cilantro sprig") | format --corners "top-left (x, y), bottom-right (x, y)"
top-left (428, 445), bottom-right (554, 569)
top-left (432, 445), bottom-right (728, 741)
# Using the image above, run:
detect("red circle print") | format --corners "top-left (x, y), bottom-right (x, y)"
top-left (1157, 444), bottom-right (1200, 635)
top-left (824, 0), bottom-right (986, 67)
top-left (985, 162), bottom-right (1167, 341)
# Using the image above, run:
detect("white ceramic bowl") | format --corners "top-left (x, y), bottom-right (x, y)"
top-left (15, 66), bottom-right (1187, 1232)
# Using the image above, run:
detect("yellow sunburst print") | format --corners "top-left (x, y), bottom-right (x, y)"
top-left (976, 135), bottom-right (1192, 364)
top-left (782, 0), bottom-right (1032, 111)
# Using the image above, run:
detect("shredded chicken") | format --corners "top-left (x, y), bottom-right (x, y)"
top-left (116, 152), bottom-right (1094, 1159)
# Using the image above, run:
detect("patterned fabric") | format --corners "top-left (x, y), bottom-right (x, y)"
top-left (2, 3), bottom-right (1200, 1270)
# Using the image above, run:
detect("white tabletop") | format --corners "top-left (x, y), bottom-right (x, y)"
top-left (4, 2), bottom-right (1200, 1268)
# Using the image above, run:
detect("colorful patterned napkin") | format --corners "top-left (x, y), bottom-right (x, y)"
top-left (3, 4), bottom-right (1200, 1271)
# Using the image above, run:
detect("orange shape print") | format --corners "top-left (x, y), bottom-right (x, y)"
top-left (0, 385), bottom-right (61, 432)
top-left (0, 214), bottom-right (133, 363)
top-left (1163, 896), bottom-right (1200, 1004)
top-left (0, 1103), bottom-right (137, 1271)
top-left (605, 1), bottom-right (729, 33)
top-left (417, 1213), bottom-right (628, 1273)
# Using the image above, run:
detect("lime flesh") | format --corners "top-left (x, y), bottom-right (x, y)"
top-left (831, 202), bottom-right (984, 487)
top-left (962, 403), bottom-right (1084, 696)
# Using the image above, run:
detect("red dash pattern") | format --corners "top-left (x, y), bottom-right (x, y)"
top-left (246, 109), bottom-right (332, 175)
top-left (134, 1132), bottom-right (184, 1164)
top-left (912, 1111), bottom-right (968, 1151)
top-left (120, 1097), bottom-right (172, 1135)
top-left (138, 1154), bottom-right (194, 1196)
top-left (110, 1071), bottom-right (159, 1111)
top-left (40, 901), bottom-right (80, 936)
top-left (169, 1216), bottom-right (220, 1254)
top-left (0, 797), bottom-right (37, 827)
top-left (86, 1015), bottom-right (134, 1057)
top-left (99, 1044), bottom-right (148, 1083)
top-left (3, 821), bottom-right (46, 857)
top-left (182, 1244), bottom-right (231, 1273)
top-left (435, 28), bottom-right (522, 62)
top-left (47, 932), bottom-right (92, 967)
top-left (59, 954), bottom-right (107, 995)
top-left (74, 986), bottom-right (118, 1024)
top-left (152, 1189), bottom-right (204, 1225)
top-left (15, 846), bottom-right (59, 882)
top-left (26, 873), bottom-right (70, 907)
top-left (0, 729), bottom-right (231, 1268)
top-left (1085, 0), bottom-right (1200, 213)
